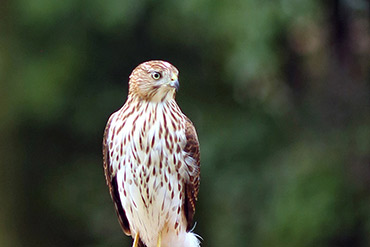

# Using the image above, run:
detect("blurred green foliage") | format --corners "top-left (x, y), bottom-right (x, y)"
top-left (0, 0), bottom-right (369, 246)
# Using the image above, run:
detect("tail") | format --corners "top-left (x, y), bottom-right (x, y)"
top-left (183, 231), bottom-right (201, 247)
top-left (137, 238), bottom-right (146, 247)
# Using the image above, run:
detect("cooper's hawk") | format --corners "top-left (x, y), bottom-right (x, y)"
top-left (103, 61), bottom-right (201, 247)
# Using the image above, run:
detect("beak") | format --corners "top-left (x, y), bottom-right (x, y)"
top-left (170, 76), bottom-right (180, 92)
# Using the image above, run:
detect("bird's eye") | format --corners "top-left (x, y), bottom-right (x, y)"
top-left (151, 72), bottom-right (161, 80)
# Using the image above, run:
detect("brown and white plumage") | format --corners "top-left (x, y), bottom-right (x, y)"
top-left (103, 61), bottom-right (201, 247)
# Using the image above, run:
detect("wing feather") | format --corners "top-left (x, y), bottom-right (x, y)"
top-left (183, 117), bottom-right (201, 231)
top-left (103, 114), bottom-right (131, 235)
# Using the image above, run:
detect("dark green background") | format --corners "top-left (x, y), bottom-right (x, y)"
top-left (1, 0), bottom-right (369, 246)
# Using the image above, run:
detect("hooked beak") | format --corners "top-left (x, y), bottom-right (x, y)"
top-left (170, 76), bottom-right (180, 92)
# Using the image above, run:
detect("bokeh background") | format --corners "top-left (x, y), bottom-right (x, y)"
top-left (1, 0), bottom-right (369, 246)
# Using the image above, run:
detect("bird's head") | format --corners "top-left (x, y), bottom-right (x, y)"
top-left (128, 60), bottom-right (179, 102)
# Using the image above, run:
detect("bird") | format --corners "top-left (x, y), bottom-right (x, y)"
top-left (102, 60), bottom-right (201, 247)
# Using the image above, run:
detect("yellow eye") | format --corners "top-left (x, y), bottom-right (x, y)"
top-left (152, 72), bottom-right (161, 80)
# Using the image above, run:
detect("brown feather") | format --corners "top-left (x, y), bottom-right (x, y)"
top-left (183, 117), bottom-right (201, 231)
top-left (103, 61), bottom-right (201, 246)
top-left (103, 115), bottom-right (131, 235)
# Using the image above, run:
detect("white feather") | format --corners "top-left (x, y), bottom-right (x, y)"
top-left (107, 99), bottom-right (200, 247)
